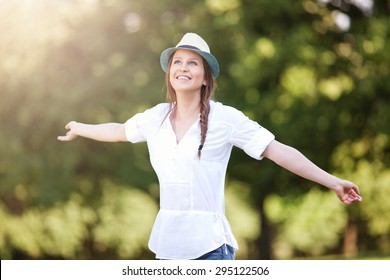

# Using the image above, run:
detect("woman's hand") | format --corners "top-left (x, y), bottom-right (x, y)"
top-left (332, 180), bottom-right (362, 205)
top-left (57, 121), bottom-right (78, 141)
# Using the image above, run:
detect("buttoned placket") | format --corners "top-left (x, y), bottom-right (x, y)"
top-left (165, 111), bottom-right (200, 210)
top-left (165, 112), bottom-right (229, 247)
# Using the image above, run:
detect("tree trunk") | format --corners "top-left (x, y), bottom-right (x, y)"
top-left (256, 199), bottom-right (273, 259)
top-left (343, 221), bottom-right (358, 258)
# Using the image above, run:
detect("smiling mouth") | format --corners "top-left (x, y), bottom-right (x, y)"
top-left (176, 75), bottom-right (191, 80)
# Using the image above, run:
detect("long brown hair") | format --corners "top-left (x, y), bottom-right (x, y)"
top-left (165, 52), bottom-right (217, 158)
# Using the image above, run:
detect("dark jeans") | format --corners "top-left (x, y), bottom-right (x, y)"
top-left (194, 244), bottom-right (235, 260)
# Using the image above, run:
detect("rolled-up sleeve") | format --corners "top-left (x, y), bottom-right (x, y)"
top-left (242, 126), bottom-right (275, 159)
top-left (228, 109), bottom-right (275, 160)
top-left (124, 113), bottom-right (145, 143)
top-left (124, 103), bottom-right (169, 143)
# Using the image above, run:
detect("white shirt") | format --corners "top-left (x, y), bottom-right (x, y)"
top-left (124, 100), bottom-right (275, 259)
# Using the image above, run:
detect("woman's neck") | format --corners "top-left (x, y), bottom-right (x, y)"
top-left (174, 91), bottom-right (201, 120)
top-left (170, 92), bottom-right (201, 143)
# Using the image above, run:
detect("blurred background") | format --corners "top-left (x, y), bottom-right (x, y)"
top-left (0, 0), bottom-right (389, 260)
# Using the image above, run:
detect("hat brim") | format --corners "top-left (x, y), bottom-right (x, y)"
top-left (160, 47), bottom-right (220, 79)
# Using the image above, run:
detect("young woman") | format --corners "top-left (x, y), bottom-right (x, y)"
top-left (58, 33), bottom-right (362, 260)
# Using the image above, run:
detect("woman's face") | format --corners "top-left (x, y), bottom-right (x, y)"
top-left (169, 49), bottom-right (206, 94)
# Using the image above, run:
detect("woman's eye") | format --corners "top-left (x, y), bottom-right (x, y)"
top-left (173, 60), bottom-right (181, 64)
top-left (189, 61), bottom-right (197, 66)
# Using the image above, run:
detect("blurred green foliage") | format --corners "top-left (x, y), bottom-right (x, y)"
top-left (0, 0), bottom-right (389, 259)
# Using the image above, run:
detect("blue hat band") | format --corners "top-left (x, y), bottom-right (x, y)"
top-left (176, 45), bottom-right (201, 51)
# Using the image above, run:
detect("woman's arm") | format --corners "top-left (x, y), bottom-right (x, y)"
top-left (261, 140), bottom-right (362, 205)
top-left (57, 121), bottom-right (127, 142)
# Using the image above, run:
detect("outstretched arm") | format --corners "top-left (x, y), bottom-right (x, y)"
top-left (261, 140), bottom-right (362, 205)
top-left (57, 121), bottom-right (127, 142)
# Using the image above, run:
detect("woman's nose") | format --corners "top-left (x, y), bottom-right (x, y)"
top-left (179, 62), bottom-right (189, 71)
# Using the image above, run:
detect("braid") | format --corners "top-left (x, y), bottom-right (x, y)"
top-left (197, 59), bottom-right (216, 159)
top-left (198, 90), bottom-right (210, 158)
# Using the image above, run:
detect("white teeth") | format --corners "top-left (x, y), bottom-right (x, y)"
top-left (177, 76), bottom-right (190, 80)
